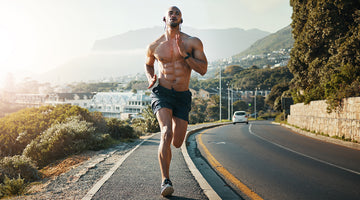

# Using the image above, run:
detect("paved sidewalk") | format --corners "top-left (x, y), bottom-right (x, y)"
top-left (89, 124), bottom-right (222, 200)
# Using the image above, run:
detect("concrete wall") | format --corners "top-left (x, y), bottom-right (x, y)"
top-left (287, 97), bottom-right (360, 142)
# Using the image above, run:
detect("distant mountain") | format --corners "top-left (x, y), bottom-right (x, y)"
top-left (39, 26), bottom-right (270, 83)
top-left (232, 25), bottom-right (294, 58)
top-left (92, 26), bottom-right (270, 60)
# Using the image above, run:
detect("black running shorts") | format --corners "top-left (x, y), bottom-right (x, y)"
top-left (150, 85), bottom-right (192, 122)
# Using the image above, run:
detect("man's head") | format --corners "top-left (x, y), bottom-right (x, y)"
top-left (163, 6), bottom-right (183, 28)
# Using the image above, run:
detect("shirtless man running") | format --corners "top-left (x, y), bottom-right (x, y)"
top-left (145, 6), bottom-right (207, 197)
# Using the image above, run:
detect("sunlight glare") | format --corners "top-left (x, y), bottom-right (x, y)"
top-left (0, 7), bottom-right (39, 77)
top-left (0, 29), bottom-right (15, 66)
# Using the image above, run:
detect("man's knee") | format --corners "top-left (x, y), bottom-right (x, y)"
top-left (160, 126), bottom-right (173, 143)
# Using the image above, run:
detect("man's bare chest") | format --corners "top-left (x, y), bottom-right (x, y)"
top-left (154, 41), bottom-right (183, 63)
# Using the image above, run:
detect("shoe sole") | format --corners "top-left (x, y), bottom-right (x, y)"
top-left (161, 185), bottom-right (174, 197)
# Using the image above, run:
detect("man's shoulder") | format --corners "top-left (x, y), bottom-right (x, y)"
top-left (181, 32), bottom-right (200, 41)
top-left (148, 34), bottom-right (165, 49)
top-left (182, 33), bottom-right (203, 47)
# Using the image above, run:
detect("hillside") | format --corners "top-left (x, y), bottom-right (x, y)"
top-left (92, 26), bottom-right (269, 61)
top-left (233, 25), bottom-right (294, 58)
top-left (38, 26), bottom-right (269, 84)
top-left (191, 65), bottom-right (293, 91)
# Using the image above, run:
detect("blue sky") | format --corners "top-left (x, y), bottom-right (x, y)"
top-left (0, 0), bottom-right (292, 85)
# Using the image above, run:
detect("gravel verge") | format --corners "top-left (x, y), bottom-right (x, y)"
top-left (9, 139), bottom-right (143, 200)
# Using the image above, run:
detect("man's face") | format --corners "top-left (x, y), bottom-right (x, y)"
top-left (165, 6), bottom-right (182, 28)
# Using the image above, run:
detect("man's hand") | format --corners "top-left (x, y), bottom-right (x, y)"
top-left (147, 74), bottom-right (157, 89)
top-left (175, 34), bottom-right (188, 58)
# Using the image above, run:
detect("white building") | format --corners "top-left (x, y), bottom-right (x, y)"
top-left (45, 93), bottom-right (95, 108)
top-left (89, 91), bottom-right (151, 120)
top-left (6, 91), bottom-right (151, 120)
top-left (14, 94), bottom-right (48, 107)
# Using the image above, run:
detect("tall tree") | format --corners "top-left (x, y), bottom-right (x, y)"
top-left (266, 83), bottom-right (290, 111)
top-left (289, 0), bottom-right (360, 109)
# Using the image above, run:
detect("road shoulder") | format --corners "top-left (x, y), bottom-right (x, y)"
top-left (275, 122), bottom-right (360, 151)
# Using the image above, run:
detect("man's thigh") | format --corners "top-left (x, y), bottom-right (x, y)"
top-left (156, 108), bottom-right (173, 131)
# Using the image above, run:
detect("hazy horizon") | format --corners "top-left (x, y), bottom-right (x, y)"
top-left (0, 0), bottom-right (292, 88)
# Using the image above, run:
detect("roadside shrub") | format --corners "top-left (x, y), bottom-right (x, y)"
top-left (189, 112), bottom-right (206, 124)
top-left (91, 133), bottom-right (116, 150)
top-left (131, 118), bottom-right (147, 134)
top-left (189, 98), bottom-right (207, 124)
top-left (0, 175), bottom-right (27, 197)
top-left (106, 118), bottom-right (138, 140)
top-left (88, 111), bottom-right (108, 133)
top-left (0, 155), bottom-right (39, 183)
top-left (132, 105), bottom-right (160, 133)
top-left (275, 112), bottom-right (286, 122)
top-left (0, 105), bottom-right (108, 157)
top-left (258, 111), bottom-right (279, 120)
top-left (23, 116), bottom-right (103, 167)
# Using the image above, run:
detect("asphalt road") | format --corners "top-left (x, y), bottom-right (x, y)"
top-left (89, 124), bottom-right (216, 200)
top-left (193, 121), bottom-right (360, 200)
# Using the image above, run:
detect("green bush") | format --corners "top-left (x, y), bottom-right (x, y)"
top-left (142, 105), bottom-right (160, 133)
top-left (88, 111), bottom-right (108, 133)
top-left (0, 155), bottom-right (39, 183)
top-left (90, 133), bottom-right (117, 150)
top-left (106, 118), bottom-right (138, 140)
top-left (23, 116), bottom-right (104, 167)
top-left (275, 112), bottom-right (286, 122)
top-left (0, 175), bottom-right (27, 197)
top-left (258, 111), bottom-right (279, 120)
top-left (189, 98), bottom-right (207, 124)
top-left (0, 105), bottom-right (107, 157)
top-left (131, 118), bottom-right (147, 133)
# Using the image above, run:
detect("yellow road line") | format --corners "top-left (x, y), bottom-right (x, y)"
top-left (198, 129), bottom-right (264, 200)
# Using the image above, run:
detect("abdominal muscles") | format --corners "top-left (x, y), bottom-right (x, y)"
top-left (159, 61), bottom-right (191, 91)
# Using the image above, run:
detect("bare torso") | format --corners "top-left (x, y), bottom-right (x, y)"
top-left (145, 30), bottom-right (207, 92)
top-left (153, 33), bottom-right (192, 91)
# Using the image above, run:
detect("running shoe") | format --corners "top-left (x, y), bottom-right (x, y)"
top-left (161, 178), bottom-right (174, 197)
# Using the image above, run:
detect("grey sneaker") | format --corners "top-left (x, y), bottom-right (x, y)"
top-left (161, 178), bottom-right (174, 197)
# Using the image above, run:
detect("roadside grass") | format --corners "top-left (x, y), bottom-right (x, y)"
top-left (0, 175), bottom-right (28, 197)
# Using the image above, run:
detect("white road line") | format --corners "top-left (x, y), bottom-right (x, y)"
top-left (249, 124), bottom-right (360, 176)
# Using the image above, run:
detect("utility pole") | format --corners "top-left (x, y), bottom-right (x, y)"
top-left (254, 88), bottom-right (257, 120)
top-left (228, 85), bottom-right (230, 120)
top-left (231, 84), bottom-right (234, 118)
top-left (219, 65), bottom-right (222, 122)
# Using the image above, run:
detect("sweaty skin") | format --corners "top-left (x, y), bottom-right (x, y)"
top-left (144, 6), bottom-right (207, 191)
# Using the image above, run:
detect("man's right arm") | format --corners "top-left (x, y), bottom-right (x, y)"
top-left (145, 44), bottom-right (157, 89)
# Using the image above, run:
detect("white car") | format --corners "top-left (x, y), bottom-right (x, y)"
top-left (232, 111), bottom-right (249, 124)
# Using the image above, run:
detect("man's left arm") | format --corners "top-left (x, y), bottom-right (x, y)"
top-left (176, 35), bottom-right (207, 76)
top-left (185, 38), bottom-right (208, 76)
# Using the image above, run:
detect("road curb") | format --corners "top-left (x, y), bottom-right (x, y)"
top-left (181, 123), bottom-right (229, 200)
